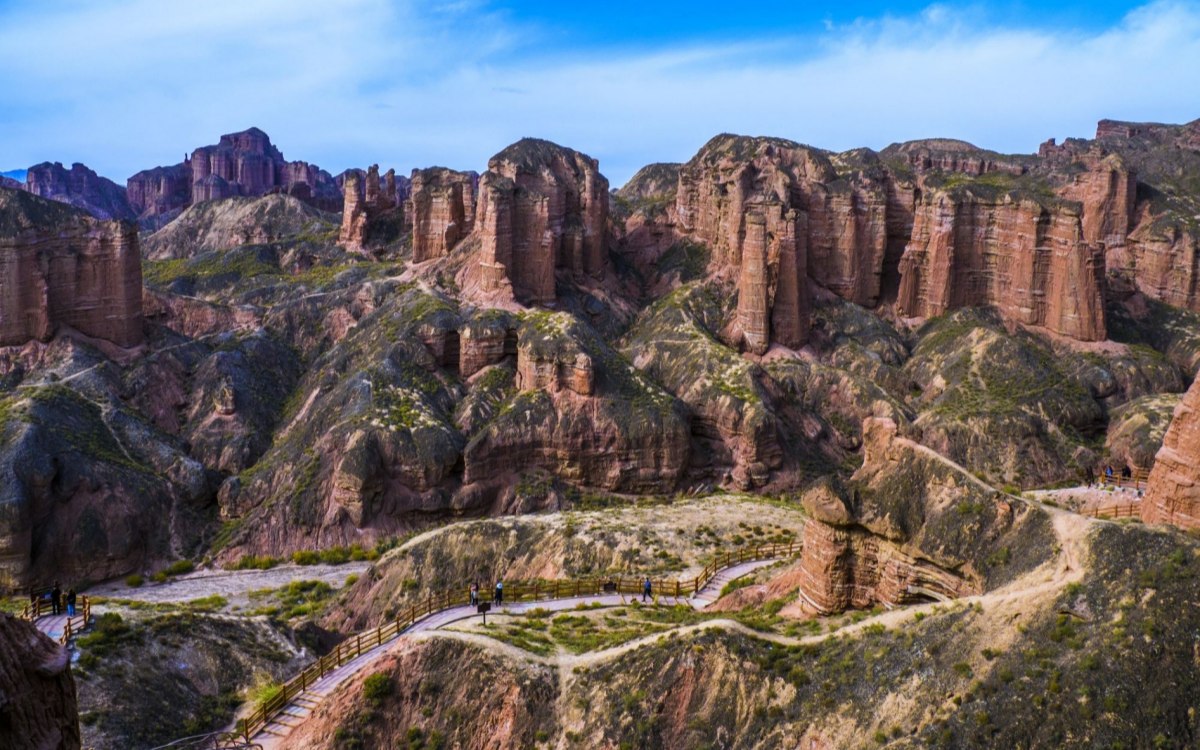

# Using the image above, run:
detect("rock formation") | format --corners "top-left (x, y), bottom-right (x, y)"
top-left (0, 188), bottom-right (143, 348)
top-left (23, 161), bottom-right (135, 221)
top-left (896, 188), bottom-right (1108, 341)
top-left (1141, 374), bottom-right (1200, 530)
top-left (0, 614), bottom-right (80, 750)
top-left (409, 167), bottom-right (476, 262)
top-left (795, 417), bottom-right (1053, 614)
top-left (337, 165), bottom-right (405, 253)
top-left (127, 127), bottom-right (340, 223)
top-left (463, 139), bottom-right (608, 305)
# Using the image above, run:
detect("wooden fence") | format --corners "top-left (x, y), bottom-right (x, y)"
top-left (1083, 503), bottom-right (1141, 520)
top-left (19, 591), bottom-right (92, 645)
top-left (227, 540), bottom-right (801, 742)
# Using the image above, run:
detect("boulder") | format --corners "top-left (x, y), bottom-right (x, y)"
top-left (0, 614), bottom-right (79, 750)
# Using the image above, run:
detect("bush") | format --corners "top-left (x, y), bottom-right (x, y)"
top-left (363, 672), bottom-right (394, 705)
top-left (291, 550), bottom-right (320, 565)
top-left (164, 559), bottom-right (195, 576)
top-left (125, 574), bottom-right (144, 588)
top-left (231, 555), bottom-right (280, 570)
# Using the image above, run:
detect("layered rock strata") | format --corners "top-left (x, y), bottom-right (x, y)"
top-left (338, 164), bottom-right (405, 252)
top-left (409, 167), bottom-right (476, 262)
top-left (127, 127), bottom-right (340, 222)
top-left (465, 139), bottom-right (608, 304)
top-left (795, 417), bottom-right (1052, 614)
top-left (23, 161), bottom-right (134, 221)
top-left (1141, 374), bottom-right (1200, 529)
top-left (0, 188), bottom-right (143, 348)
top-left (896, 189), bottom-right (1107, 341)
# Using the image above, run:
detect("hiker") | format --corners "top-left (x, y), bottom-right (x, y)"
top-left (642, 577), bottom-right (652, 603)
top-left (1084, 465), bottom-right (1095, 488)
top-left (1105, 465), bottom-right (1114, 484)
top-left (1122, 465), bottom-right (1132, 481)
top-left (469, 581), bottom-right (479, 607)
top-left (66, 589), bottom-right (77, 617)
top-left (51, 582), bottom-right (62, 616)
top-left (494, 580), bottom-right (504, 606)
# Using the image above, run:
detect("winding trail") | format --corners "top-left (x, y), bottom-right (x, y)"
top-left (252, 502), bottom-right (1098, 747)
top-left (252, 559), bottom-right (776, 747)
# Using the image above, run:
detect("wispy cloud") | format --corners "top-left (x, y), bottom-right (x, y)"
top-left (1, 1), bottom-right (1197, 186)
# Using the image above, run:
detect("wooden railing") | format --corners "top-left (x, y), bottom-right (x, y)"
top-left (20, 592), bottom-right (92, 645)
top-left (1092, 466), bottom-right (1150, 492)
top-left (1083, 502), bottom-right (1141, 520)
top-left (226, 540), bottom-right (801, 743)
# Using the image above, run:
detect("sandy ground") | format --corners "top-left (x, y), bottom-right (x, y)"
top-left (85, 562), bottom-right (370, 611)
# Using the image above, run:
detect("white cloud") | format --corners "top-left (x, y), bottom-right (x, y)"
top-left (0, 0), bottom-right (1197, 187)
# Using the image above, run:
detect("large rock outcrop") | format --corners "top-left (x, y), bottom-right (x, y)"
top-left (127, 128), bottom-right (340, 223)
top-left (0, 188), bottom-right (143, 348)
top-left (795, 417), bottom-right (1054, 614)
top-left (0, 614), bottom-right (80, 750)
top-left (23, 161), bottom-right (135, 221)
top-left (1141, 374), bottom-right (1200, 529)
top-left (338, 164), bottom-right (406, 253)
top-left (408, 167), bottom-right (476, 262)
top-left (896, 187), bottom-right (1107, 341)
top-left (463, 139), bottom-right (608, 305)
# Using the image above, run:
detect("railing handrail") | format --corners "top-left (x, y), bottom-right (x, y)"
top-left (224, 540), bottom-right (802, 743)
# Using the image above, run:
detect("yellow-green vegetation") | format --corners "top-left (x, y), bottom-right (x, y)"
top-left (247, 580), bottom-right (336, 619)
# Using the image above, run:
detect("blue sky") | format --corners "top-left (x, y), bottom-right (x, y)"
top-left (1, 1), bottom-right (1198, 187)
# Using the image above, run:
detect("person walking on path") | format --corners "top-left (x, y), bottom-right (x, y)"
top-left (469, 581), bottom-right (479, 607)
top-left (1084, 465), bottom-right (1095, 488)
top-left (51, 582), bottom-right (62, 616)
top-left (642, 577), bottom-right (653, 603)
top-left (66, 589), bottom-right (77, 618)
top-left (494, 580), bottom-right (504, 606)
top-left (1105, 465), bottom-right (1114, 485)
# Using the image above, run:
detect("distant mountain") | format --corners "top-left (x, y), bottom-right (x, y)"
top-left (1, 169), bottom-right (26, 182)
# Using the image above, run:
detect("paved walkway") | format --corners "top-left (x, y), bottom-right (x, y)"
top-left (86, 562), bottom-right (371, 608)
top-left (254, 558), bottom-right (778, 746)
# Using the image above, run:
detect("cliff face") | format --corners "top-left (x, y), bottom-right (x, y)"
top-left (463, 139), bottom-right (608, 305)
top-left (896, 188), bottom-right (1108, 341)
top-left (795, 417), bottom-right (1054, 614)
top-left (127, 127), bottom-right (340, 223)
top-left (408, 167), bottom-right (476, 262)
top-left (0, 188), bottom-right (143, 348)
top-left (1141, 374), bottom-right (1200, 530)
top-left (24, 161), bottom-right (135, 221)
top-left (0, 615), bottom-right (79, 750)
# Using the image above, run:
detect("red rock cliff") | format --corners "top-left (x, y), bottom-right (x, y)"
top-left (896, 188), bottom-right (1107, 341)
top-left (0, 189), bottom-right (143, 348)
top-left (464, 139), bottom-right (608, 305)
top-left (24, 161), bottom-right (134, 221)
top-left (409, 167), bottom-right (476, 262)
top-left (127, 127), bottom-right (340, 222)
top-left (1141, 373), bottom-right (1200, 530)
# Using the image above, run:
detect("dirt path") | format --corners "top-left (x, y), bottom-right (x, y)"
top-left (86, 562), bottom-right (370, 611)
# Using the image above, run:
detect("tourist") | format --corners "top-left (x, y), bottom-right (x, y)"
top-left (51, 582), bottom-right (62, 616)
top-left (1084, 466), bottom-right (1095, 487)
top-left (66, 588), bottom-right (77, 617)
top-left (494, 580), bottom-right (503, 606)
top-left (469, 581), bottom-right (479, 607)
top-left (1105, 465), bottom-right (1114, 484)
top-left (642, 577), bottom-right (652, 603)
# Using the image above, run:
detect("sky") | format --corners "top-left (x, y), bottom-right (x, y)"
top-left (1, 1), bottom-right (1198, 187)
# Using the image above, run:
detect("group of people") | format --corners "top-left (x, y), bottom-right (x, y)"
top-left (465, 576), bottom-right (656, 607)
top-left (34, 582), bottom-right (78, 617)
top-left (1083, 463), bottom-right (1136, 488)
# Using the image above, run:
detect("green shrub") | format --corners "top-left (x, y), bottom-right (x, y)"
top-left (291, 550), bottom-right (320, 565)
top-left (125, 574), bottom-right (144, 588)
top-left (164, 559), bottom-right (195, 576)
top-left (363, 672), bottom-right (394, 705)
